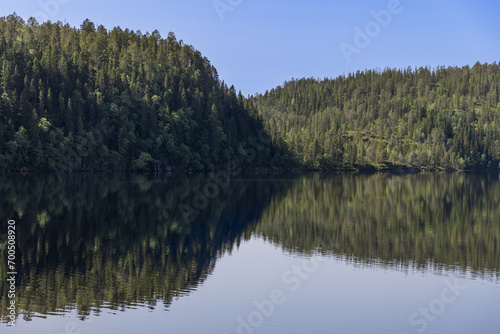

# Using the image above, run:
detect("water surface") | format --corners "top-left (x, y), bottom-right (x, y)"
top-left (0, 172), bottom-right (499, 333)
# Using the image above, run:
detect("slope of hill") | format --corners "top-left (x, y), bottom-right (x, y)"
top-left (253, 65), bottom-right (500, 170)
top-left (0, 14), bottom-right (278, 171)
top-left (2, 14), bottom-right (499, 172)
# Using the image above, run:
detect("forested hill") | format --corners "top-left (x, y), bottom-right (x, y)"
top-left (253, 64), bottom-right (500, 170)
top-left (0, 14), bottom-right (278, 171)
top-left (1, 14), bottom-right (499, 172)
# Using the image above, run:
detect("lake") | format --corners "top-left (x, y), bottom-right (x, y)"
top-left (0, 172), bottom-right (499, 334)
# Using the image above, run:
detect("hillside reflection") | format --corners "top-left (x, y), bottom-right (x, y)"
top-left (256, 173), bottom-right (500, 275)
top-left (0, 173), bottom-right (289, 323)
top-left (0, 172), bottom-right (499, 323)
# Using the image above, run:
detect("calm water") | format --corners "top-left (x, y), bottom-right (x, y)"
top-left (0, 172), bottom-right (499, 334)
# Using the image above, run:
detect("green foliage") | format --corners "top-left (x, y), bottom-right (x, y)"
top-left (2, 13), bottom-right (499, 171)
top-left (0, 14), bottom-right (276, 171)
top-left (132, 151), bottom-right (153, 171)
top-left (254, 65), bottom-right (500, 170)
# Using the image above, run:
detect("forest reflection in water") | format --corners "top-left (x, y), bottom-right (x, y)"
top-left (0, 171), bottom-right (498, 324)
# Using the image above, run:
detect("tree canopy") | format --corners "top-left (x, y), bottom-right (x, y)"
top-left (254, 65), bottom-right (500, 170)
top-left (1, 13), bottom-right (499, 171)
top-left (0, 14), bottom-right (276, 171)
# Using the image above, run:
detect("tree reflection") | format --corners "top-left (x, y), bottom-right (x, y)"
top-left (0, 173), bottom-right (288, 322)
top-left (0, 172), bottom-right (498, 323)
top-left (257, 172), bottom-right (500, 275)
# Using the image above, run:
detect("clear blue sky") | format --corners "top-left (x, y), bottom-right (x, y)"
top-left (3, 1), bottom-right (500, 96)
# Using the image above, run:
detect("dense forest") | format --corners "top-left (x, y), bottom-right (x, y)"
top-left (0, 14), bottom-right (278, 172)
top-left (1, 14), bottom-right (500, 171)
top-left (254, 65), bottom-right (500, 170)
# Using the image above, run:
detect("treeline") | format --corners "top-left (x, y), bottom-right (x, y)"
top-left (2, 13), bottom-right (500, 171)
top-left (0, 14), bottom-right (277, 171)
top-left (253, 64), bottom-right (500, 170)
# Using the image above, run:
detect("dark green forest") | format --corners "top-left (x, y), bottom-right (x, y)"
top-left (254, 65), bottom-right (500, 170)
top-left (1, 14), bottom-right (500, 171)
top-left (0, 14), bottom-right (277, 172)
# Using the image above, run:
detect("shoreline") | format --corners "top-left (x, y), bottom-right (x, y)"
top-left (1, 165), bottom-right (499, 175)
